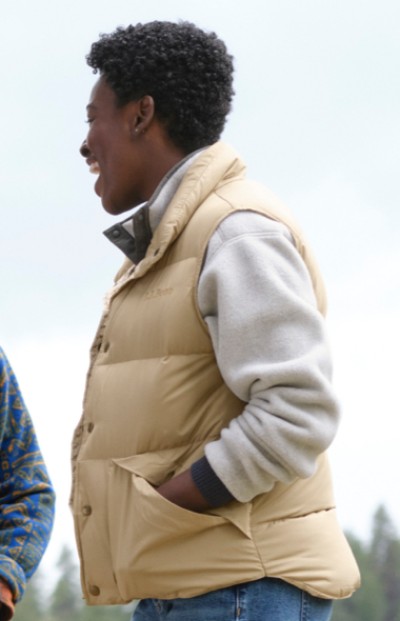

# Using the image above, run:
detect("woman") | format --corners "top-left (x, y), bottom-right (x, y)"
top-left (72, 20), bottom-right (359, 621)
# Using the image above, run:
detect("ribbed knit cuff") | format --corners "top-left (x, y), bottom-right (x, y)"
top-left (191, 456), bottom-right (235, 508)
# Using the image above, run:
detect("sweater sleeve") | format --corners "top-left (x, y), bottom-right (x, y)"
top-left (192, 211), bottom-right (340, 504)
top-left (0, 348), bottom-right (55, 607)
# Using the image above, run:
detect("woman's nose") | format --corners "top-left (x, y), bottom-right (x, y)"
top-left (80, 140), bottom-right (90, 157)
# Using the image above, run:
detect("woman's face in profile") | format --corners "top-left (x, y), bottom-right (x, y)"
top-left (80, 77), bottom-right (147, 216)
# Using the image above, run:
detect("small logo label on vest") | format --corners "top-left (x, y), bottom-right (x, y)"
top-left (144, 287), bottom-right (174, 300)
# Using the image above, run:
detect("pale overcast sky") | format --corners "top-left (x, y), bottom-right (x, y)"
top-left (0, 0), bottom-right (399, 575)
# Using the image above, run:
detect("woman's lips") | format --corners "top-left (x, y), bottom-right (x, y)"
top-left (94, 172), bottom-right (102, 197)
top-left (89, 161), bottom-right (100, 174)
top-left (85, 157), bottom-right (102, 196)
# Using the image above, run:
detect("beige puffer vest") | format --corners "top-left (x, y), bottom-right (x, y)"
top-left (71, 142), bottom-right (360, 605)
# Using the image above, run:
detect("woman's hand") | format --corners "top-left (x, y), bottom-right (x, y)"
top-left (156, 470), bottom-right (211, 512)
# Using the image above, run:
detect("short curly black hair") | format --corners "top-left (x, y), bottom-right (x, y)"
top-left (86, 21), bottom-right (234, 153)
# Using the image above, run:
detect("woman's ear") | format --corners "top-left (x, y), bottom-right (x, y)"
top-left (131, 95), bottom-right (155, 136)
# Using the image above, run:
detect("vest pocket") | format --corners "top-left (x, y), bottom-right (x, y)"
top-left (106, 455), bottom-right (258, 600)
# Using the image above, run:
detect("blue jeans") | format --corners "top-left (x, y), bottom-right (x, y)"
top-left (132, 577), bottom-right (333, 620)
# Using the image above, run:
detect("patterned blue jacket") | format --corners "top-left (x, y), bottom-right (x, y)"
top-left (0, 347), bottom-right (55, 603)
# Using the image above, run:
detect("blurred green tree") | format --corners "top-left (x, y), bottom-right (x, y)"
top-left (13, 570), bottom-right (46, 621)
top-left (46, 545), bottom-right (82, 621)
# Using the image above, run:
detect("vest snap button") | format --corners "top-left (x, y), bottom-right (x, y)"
top-left (82, 505), bottom-right (92, 516)
top-left (87, 422), bottom-right (94, 433)
top-left (103, 342), bottom-right (110, 353)
top-left (88, 584), bottom-right (100, 596)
